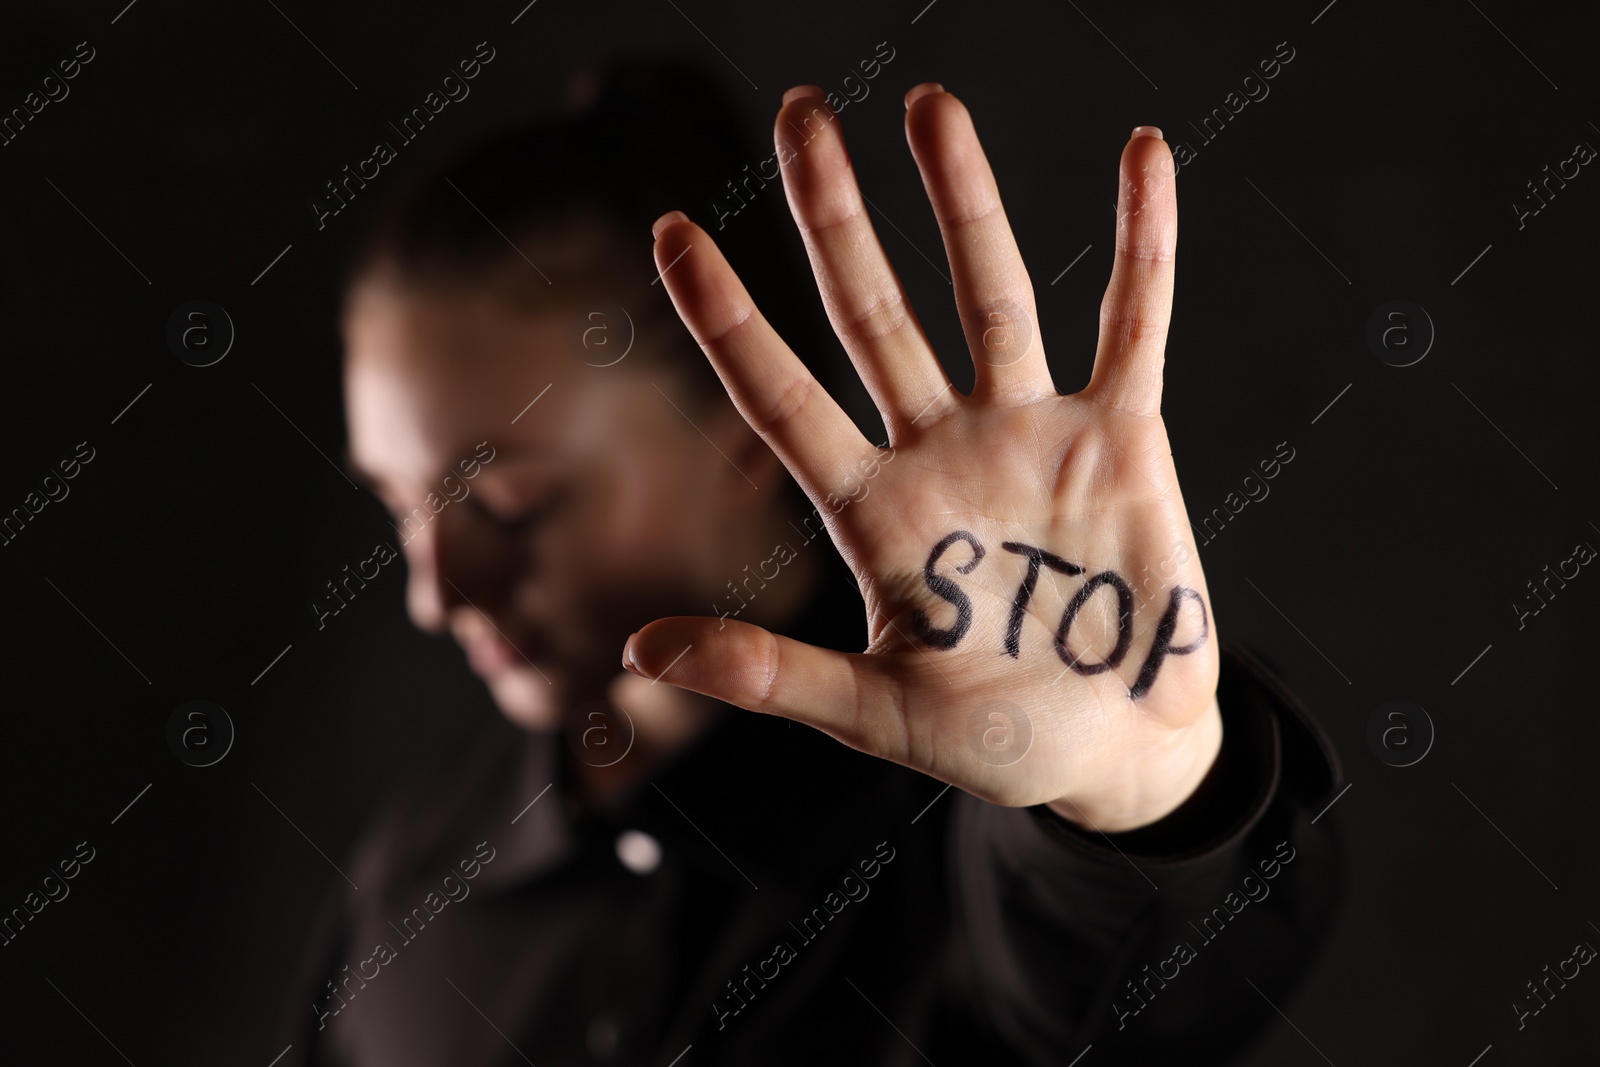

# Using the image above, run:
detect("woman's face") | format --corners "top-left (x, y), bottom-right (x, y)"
top-left (342, 277), bottom-right (771, 730)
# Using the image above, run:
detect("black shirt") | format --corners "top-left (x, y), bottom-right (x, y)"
top-left (278, 574), bottom-right (1344, 1066)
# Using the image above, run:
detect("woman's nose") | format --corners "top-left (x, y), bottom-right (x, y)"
top-left (402, 504), bottom-right (512, 633)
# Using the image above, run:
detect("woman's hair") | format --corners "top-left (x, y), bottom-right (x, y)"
top-left (345, 55), bottom-right (843, 409)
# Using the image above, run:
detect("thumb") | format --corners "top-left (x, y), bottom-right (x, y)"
top-left (621, 616), bottom-right (904, 759)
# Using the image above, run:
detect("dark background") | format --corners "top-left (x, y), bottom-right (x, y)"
top-left (1, 0), bottom-right (1595, 1062)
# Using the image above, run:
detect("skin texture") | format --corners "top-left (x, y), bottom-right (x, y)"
top-left (627, 83), bottom-right (1223, 832)
top-left (341, 278), bottom-right (818, 798)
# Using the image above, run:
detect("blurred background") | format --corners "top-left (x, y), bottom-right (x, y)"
top-left (0, 0), bottom-right (1595, 1062)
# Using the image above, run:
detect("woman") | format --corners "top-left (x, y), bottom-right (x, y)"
top-left (281, 59), bottom-right (1343, 1066)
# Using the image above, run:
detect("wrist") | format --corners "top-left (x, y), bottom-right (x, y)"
top-left (1046, 693), bottom-right (1224, 832)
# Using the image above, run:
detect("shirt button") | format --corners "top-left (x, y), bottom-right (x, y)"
top-left (615, 829), bottom-right (661, 875)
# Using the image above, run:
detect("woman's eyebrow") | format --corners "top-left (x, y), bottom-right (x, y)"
top-left (470, 443), bottom-right (555, 468)
top-left (342, 443), bottom-right (548, 493)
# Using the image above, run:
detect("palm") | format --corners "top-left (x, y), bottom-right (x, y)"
top-left (636, 85), bottom-right (1221, 830)
top-left (837, 393), bottom-right (1213, 805)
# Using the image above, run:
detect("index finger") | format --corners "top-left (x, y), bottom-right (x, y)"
top-left (650, 211), bottom-right (874, 502)
top-left (1084, 128), bottom-right (1178, 417)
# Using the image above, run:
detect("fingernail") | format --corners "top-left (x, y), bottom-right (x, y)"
top-left (904, 82), bottom-right (944, 110)
top-left (782, 84), bottom-right (824, 105)
top-left (1130, 125), bottom-right (1165, 141)
top-left (622, 633), bottom-right (642, 674)
top-left (651, 210), bottom-right (688, 240)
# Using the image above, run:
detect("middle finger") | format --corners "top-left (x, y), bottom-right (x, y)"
top-left (903, 84), bottom-right (1053, 401)
top-left (776, 87), bottom-right (956, 437)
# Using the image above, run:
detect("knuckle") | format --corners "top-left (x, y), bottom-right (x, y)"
top-left (756, 628), bottom-right (782, 707)
top-left (835, 288), bottom-right (909, 344)
top-left (1111, 242), bottom-right (1176, 265)
top-left (699, 302), bottom-right (757, 349)
top-left (747, 373), bottom-right (817, 437)
top-left (1099, 307), bottom-right (1168, 349)
top-left (938, 195), bottom-right (1001, 231)
top-left (800, 201), bottom-right (865, 237)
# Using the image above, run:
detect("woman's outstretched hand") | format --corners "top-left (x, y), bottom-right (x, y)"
top-left (628, 82), bottom-right (1220, 833)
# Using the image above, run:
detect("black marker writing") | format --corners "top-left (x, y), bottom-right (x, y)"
top-left (1056, 570), bottom-right (1135, 675)
top-left (912, 530), bottom-right (985, 650)
top-left (912, 530), bottom-right (1210, 701)
top-left (1000, 542), bottom-right (1083, 657)
top-left (1128, 586), bottom-right (1208, 700)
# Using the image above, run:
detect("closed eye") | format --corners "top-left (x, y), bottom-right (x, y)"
top-left (487, 487), bottom-right (568, 530)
